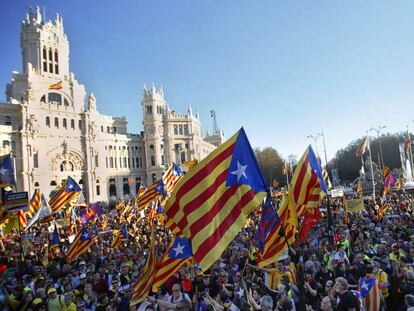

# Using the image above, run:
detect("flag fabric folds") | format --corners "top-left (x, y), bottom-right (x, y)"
top-left (25, 194), bottom-right (53, 229)
top-left (130, 225), bottom-right (157, 305)
top-left (359, 276), bottom-right (381, 311)
top-left (49, 177), bottom-right (81, 213)
top-left (163, 163), bottom-right (184, 194)
top-left (299, 207), bottom-right (321, 242)
top-left (66, 227), bottom-right (94, 261)
top-left (257, 145), bottom-right (326, 267)
top-left (322, 168), bottom-right (332, 190)
top-left (165, 128), bottom-right (268, 271)
top-left (255, 195), bottom-right (280, 253)
top-left (48, 81), bottom-right (62, 90)
top-left (0, 154), bottom-right (16, 187)
top-left (152, 237), bottom-right (192, 292)
top-left (80, 202), bottom-right (102, 224)
top-left (404, 133), bottom-right (412, 157)
top-left (383, 173), bottom-right (397, 192)
top-left (112, 224), bottom-right (128, 249)
top-left (28, 190), bottom-right (41, 218)
top-left (356, 137), bottom-right (369, 157)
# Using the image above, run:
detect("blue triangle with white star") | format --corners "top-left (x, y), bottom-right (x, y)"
top-left (65, 176), bottom-right (82, 192)
top-left (172, 163), bottom-right (184, 176)
top-left (155, 178), bottom-right (167, 196)
top-left (226, 128), bottom-right (268, 193)
top-left (168, 237), bottom-right (192, 259)
top-left (80, 228), bottom-right (92, 241)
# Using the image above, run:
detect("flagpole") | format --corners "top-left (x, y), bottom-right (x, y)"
top-left (366, 133), bottom-right (376, 197)
top-left (407, 126), bottom-right (414, 181)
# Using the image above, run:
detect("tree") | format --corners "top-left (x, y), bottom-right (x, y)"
top-left (328, 133), bottom-right (405, 183)
top-left (254, 147), bottom-right (285, 186)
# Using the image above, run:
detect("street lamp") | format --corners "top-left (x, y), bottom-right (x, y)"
top-left (369, 125), bottom-right (386, 170)
top-left (307, 133), bottom-right (322, 156)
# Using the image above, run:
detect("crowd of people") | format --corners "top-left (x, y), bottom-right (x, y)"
top-left (0, 190), bottom-right (413, 311)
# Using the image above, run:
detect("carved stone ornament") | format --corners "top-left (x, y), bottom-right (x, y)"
top-left (27, 82), bottom-right (35, 101)
top-left (49, 146), bottom-right (84, 171)
top-left (26, 114), bottom-right (39, 137)
top-left (88, 93), bottom-right (96, 111)
top-left (89, 121), bottom-right (97, 140)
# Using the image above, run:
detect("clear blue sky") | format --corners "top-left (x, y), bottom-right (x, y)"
top-left (1, 1), bottom-right (414, 161)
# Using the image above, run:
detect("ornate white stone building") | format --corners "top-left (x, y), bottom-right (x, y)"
top-left (0, 7), bottom-right (224, 202)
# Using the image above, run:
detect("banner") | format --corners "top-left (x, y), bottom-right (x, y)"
top-left (344, 197), bottom-right (364, 213)
top-left (330, 188), bottom-right (344, 198)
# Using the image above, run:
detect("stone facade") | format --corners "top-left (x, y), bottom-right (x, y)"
top-left (0, 7), bottom-right (224, 202)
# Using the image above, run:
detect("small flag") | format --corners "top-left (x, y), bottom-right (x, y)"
top-left (25, 194), bottom-right (53, 230)
top-left (356, 137), bottom-right (369, 157)
top-left (66, 227), bottom-right (94, 261)
top-left (0, 154), bottom-right (16, 187)
top-left (152, 237), bottom-right (192, 292)
top-left (48, 81), bottom-right (62, 90)
top-left (51, 225), bottom-right (60, 246)
top-left (49, 177), bottom-right (82, 213)
top-left (255, 195), bottom-right (280, 253)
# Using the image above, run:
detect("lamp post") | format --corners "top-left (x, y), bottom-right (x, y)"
top-left (307, 134), bottom-right (321, 157)
top-left (369, 125), bottom-right (386, 170)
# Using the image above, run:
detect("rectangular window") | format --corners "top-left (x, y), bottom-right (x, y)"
top-left (151, 155), bottom-right (155, 166)
top-left (78, 120), bottom-right (82, 130)
top-left (128, 158), bottom-right (130, 168)
top-left (33, 153), bottom-right (39, 168)
top-left (139, 157), bottom-right (143, 168)
top-left (181, 152), bottom-right (186, 163)
top-left (49, 63), bottom-right (53, 73)
top-left (123, 157), bottom-right (127, 168)
top-left (63, 119), bottom-right (67, 128)
top-left (43, 62), bottom-right (47, 72)
top-left (55, 65), bottom-right (59, 74)
top-left (95, 154), bottom-right (99, 167)
top-left (71, 119), bottom-right (75, 129)
top-left (135, 157), bottom-right (139, 168)
top-left (106, 157), bottom-right (108, 168)
top-left (54, 118), bottom-right (59, 128)
top-left (132, 157), bottom-right (135, 168)
top-left (96, 185), bottom-right (100, 196)
top-left (109, 157), bottom-right (114, 168)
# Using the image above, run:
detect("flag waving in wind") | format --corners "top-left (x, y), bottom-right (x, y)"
top-left (165, 128), bottom-right (268, 271)
top-left (49, 177), bottom-right (81, 213)
top-left (255, 194), bottom-right (280, 253)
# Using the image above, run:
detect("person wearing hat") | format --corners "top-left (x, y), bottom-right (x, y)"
top-left (47, 287), bottom-right (61, 310)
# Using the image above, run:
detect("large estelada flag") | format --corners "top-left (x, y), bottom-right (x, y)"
top-left (165, 128), bottom-right (268, 271)
top-left (0, 154), bottom-right (16, 187)
top-left (49, 177), bottom-right (81, 213)
top-left (359, 276), bottom-right (380, 311)
top-left (66, 227), bottom-right (95, 261)
top-left (257, 145), bottom-right (326, 267)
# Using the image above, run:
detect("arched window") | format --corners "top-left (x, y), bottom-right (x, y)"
top-left (46, 116), bottom-right (50, 127)
top-left (60, 161), bottom-right (74, 172)
top-left (42, 47), bottom-right (47, 59)
top-left (54, 117), bottom-right (59, 128)
top-left (4, 116), bottom-right (11, 125)
top-left (78, 120), bottom-right (82, 130)
top-left (2, 141), bottom-right (9, 148)
top-left (174, 125), bottom-right (178, 135)
top-left (179, 125), bottom-right (183, 135)
top-left (54, 50), bottom-right (58, 62)
top-left (109, 178), bottom-right (117, 197)
top-left (40, 95), bottom-right (46, 103)
top-left (48, 93), bottom-right (62, 105)
top-left (63, 118), bottom-right (67, 128)
top-left (48, 49), bottom-right (53, 61)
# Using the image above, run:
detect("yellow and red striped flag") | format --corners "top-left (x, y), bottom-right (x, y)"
top-left (28, 189), bottom-right (41, 218)
top-left (111, 225), bottom-right (128, 249)
top-left (136, 181), bottom-right (162, 210)
top-left (49, 177), bottom-right (81, 213)
top-left (48, 81), bottom-right (62, 90)
top-left (19, 211), bottom-right (27, 228)
top-left (152, 238), bottom-right (192, 292)
top-left (163, 163), bottom-right (184, 194)
top-left (257, 145), bottom-right (327, 267)
top-left (130, 224), bottom-right (157, 305)
top-left (165, 128), bottom-right (268, 271)
top-left (66, 227), bottom-right (94, 261)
